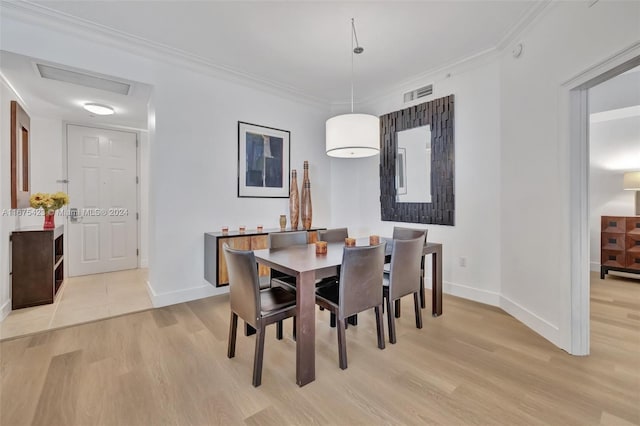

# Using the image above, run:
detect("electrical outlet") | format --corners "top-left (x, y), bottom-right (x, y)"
top-left (459, 257), bottom-right (467, 267)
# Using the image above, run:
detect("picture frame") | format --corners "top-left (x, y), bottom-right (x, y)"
top-left (238, 121), bottom-right (290, 198)
top-left (11, 101), bottom-right (31, 209)
top-left (395, 147), bottom-right (407, 196)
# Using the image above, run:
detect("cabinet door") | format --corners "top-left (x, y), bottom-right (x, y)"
top-left (217, 236), bottom-right (251, 286)
top-left (251, 235), bottom-right (270, 277)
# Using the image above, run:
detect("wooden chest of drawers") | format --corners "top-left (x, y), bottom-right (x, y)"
top-left (600, 216), bottom-right (640, 279)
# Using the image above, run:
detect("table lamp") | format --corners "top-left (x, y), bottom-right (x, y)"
top-left (623, 171), bottom-right (640, 215)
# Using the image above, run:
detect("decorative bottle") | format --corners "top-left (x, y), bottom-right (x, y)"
top-left (301, 161), bottom-right (313, 230)
top-left (289, 169), bottom-right (299, 230)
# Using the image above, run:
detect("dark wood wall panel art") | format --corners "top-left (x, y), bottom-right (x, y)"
top-left (379, 95), bottom-right (455, 225)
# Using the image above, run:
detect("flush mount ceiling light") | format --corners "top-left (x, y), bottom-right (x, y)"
top-left (326, 18), bottom-right (380, 158)
top-left (83, 103), bottom-right (115, 115)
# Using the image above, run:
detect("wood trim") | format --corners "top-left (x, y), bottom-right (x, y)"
top-left (10, 101), bottom-right (31, 209)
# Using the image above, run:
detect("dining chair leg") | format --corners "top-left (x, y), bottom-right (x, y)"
top-left (292, 317), bottom-right (296, 341)
top-left (252, 325), bottom-right (266, 387)
top-left (374, 305), bottom-right (385, 350)
top-left (337, 318), bottom-right (348, 369)
top-left (414, 292), bottom-right (423, 329)
top-left (420, 272), bottom-right (426, 309)
top-left (347, 314), bottom-right (358, 326)
top-left (330, 312), bottom-right (336, 328)
top-left (395, 299), bottom-right (401, 318)
top-left (244, 322), bottom-right (256, 336)
top-left (276, 320), bottom-right (283, 340)
top-left (228, 312), bottom-right (238, 358)
top-left (386, 297), bottom-right (397, 344)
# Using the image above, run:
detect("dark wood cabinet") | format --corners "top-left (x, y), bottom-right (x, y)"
top-left (601, 216), bottom-right (640, 279)
top-left (11, 225), bottom-right (64, 309)
top-left (204, 228), bottom-right (322, 287)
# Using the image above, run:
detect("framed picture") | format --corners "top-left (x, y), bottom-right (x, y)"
top-left (395, 147), bottom-right (407, 196)
top-left (238, 121), bottom-right (290, 198)
top-left (11, 101), bottom-right (31, 209)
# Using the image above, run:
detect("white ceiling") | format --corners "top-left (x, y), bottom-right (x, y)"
top-left (590, 65), bottom-right (640, 172)
top-left (29, 0), bottom-right (541, 104)
top-left (0, 50), bottom-right (152, 129)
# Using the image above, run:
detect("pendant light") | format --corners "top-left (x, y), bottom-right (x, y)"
top-left (326, 18), bottom-right (380, 158)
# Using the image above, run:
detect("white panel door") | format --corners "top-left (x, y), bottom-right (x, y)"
top-left (67, 125), bottom-right (138, 276)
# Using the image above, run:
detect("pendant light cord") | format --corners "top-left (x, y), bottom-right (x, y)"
top-left (351, 18), bottom-right (355, 113)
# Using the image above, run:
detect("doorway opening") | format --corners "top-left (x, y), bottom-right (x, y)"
top-left (0, 50), bottom-right (154, 340)
top-left (568, 49), bottom-right (640, 355)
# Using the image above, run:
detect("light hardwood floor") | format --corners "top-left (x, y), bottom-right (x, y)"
top-left (0, 269), bottom-right (152, 340)
top-left (1, 272), bottom-right (638, 425)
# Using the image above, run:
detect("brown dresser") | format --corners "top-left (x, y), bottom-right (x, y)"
top-left (600, 216), bottom-right (640, 279)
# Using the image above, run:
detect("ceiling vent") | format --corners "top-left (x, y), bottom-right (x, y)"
top-left (36, 63), bottom-right (131, 95)
top-left (403, 84), bottom-right (433, 103)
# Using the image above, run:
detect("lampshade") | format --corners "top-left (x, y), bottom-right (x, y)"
top-left (326, 113), bottom-right (380, 158)
top-left (623, 171), bottom-right (640, 190)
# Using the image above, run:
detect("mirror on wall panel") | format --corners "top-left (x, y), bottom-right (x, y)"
top-left (11, 100), bottom-right (31, 209)
top-left (396, 125), bottom-right (431, 203)
top-left (379, 95), bottom-right (454, 225)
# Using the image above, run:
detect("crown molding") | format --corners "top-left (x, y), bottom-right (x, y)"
top-left (338, 1), bottom-right (553, 108)
top-left (354, 46), bottom-right (501, 108)
top-left (495, 0), bottom-right (554, 51)
top-left (0, 1), bottom-right (330, 109)
top-left (0, 70), bottom-right (29, 109)
top-left (2, 0), bottom-right (551, 111)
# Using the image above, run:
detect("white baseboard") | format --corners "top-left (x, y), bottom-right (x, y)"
top-left (590, 261), bottom-right (600, 272)
top-left (0, 299), bottom-right (11, 322)
top-left (146, 280), bottom-right (228, 308)
top-left (499, 294), bottom-right (563, 349)
top-left (445, 281), bottom-right (501, 306)
top-left (424, 278), bottom-right (501, 306)
top-left (425, 276), bottom-right (562, 349)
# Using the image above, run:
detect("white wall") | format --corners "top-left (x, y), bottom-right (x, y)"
top-left (588, 69), bottom-right (640, 271)
top-left (0, 78), bottom-right (64, 321)
top-left (139, 130), bottom-right (150, 268)
top-left (331, 57), bottom-right (503, 306)
top-left (589, 115), bottom-right (640, 270)
top-left (499, 1), bottom-right (640, 349)
top-left (0, 79), bottom-right (21, 320)
top-left (1, 13), bottom-right (332, 307)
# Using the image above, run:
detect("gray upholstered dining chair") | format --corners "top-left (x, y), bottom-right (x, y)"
top-left (383, 236), bottom-right (425, 344)
top-left (315, 243), bottom-right (386, 369)
top-left (223, 243), bottom-right (296, 387)
top-left (317, 227), bottom-right (356, 327)
top-left (389, 226), bottom-right (428, 316)
top-left (318, 227), bottom-right (349, 243)
top-left (268, 231), bottom-right (308, 291)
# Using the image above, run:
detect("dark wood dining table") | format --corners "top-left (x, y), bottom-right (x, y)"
top-left (253, 238), bottom-right (442, 387)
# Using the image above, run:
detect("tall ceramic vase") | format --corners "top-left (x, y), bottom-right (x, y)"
top-left (301, 161), bottom-right (313, 230)
top-left (289, 169), bottom-right (299, 230)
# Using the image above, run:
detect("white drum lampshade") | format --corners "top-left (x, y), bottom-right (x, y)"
top-left (623, 171), bottom-right (640, 190)
top-left (623, 171), bottom-right (640, 216)
top-left (326, 113), bottom-right (380, 158)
